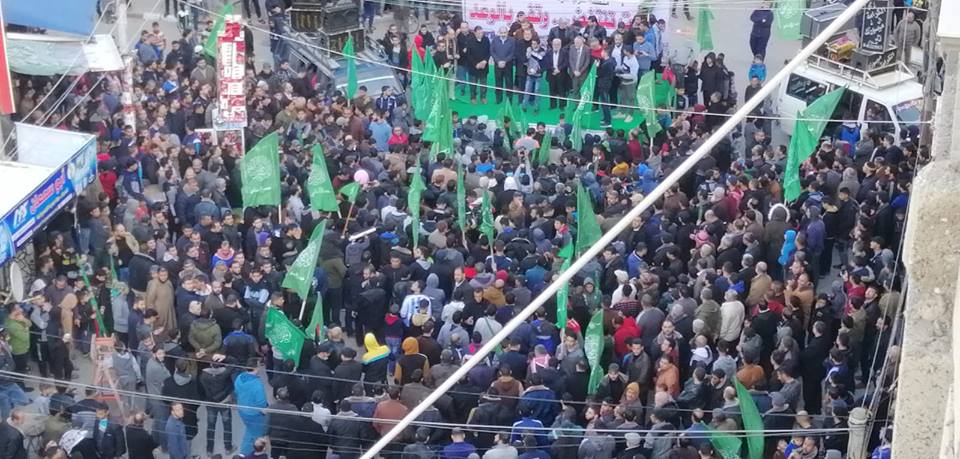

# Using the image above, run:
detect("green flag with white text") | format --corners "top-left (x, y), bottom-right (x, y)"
top-left (281, 221), bottom-right (326, 300)
top-left (775, 0), bottom-right (803, 40)
top-left (203, 3), bottom-right (234, 59)
top-left (636, 71), bottom-right (661, 139)
top-left (584, 310), bottom-right (604, 394)
top-left (480, 190), bottom-right (495, 244)
top-left (556, 257), bottom-right (571, 327)
top-left (343, 36), bottom-right (358, 99)
top-left (735, 380), bottom-right (764, 459)
top-left (339, 182), bottom-right (361, 204)
top-left (306, 145), bottom-right (338, 212)
top-left (697, 8), bottom-right (715, 51)
top-left (706, 423), bottom-right (743, 459)
top-left (575, 183), bottom-right (602, 257)
top-left (240, 132), bottom-right (281, 209)
top-left (264, 307), bottom-right (306, 365)
top-left (536, 129), bottom-right (552, 166)
top-left (784, 88), bottom-right (844, 201)
top-left (408, 168), bottom-right (427, 249)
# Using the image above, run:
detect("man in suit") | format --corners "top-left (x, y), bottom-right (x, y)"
top-left (567, 35), bottom-right (591, 96)
top-left (491, 27), bottom-right (517, 103)
top-left (544, 38), bottom-right (570, 110)
top-left (462, 26), bottom-right (491, 104)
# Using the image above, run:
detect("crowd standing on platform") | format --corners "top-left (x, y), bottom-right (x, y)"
top-left (0, 1), bottom-right (924, 458)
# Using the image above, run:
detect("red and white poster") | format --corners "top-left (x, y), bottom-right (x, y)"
top-left (214, 16), bottom-right (247, 130)
top-left (463, 0), bottom-right (669, 33)
top-left (0, 7), bottom-right (16, 115)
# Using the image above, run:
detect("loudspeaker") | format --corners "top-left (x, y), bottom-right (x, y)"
top-left (321, 2), bottom-right (360, 35)
top-left (801, 4), bottom-right (855, 39)
top-left (849, 47), bottom-right (898, 73)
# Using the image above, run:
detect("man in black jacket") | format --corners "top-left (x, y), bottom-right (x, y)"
top-left (544, 38), bottom-right (570, 109)
top-left (124, 412), bottom-right (160, 459)
top-left (199, 354), bottom-right (236, 454)
top-left (0, 409), bottom-right (26, 459)
top-left (267, 387), bottom-right (303, 459)
top-left (333, 347), bottom-right (364, 402)
top-left (595, 49), bottom-right (617, 127)
top-left (462, 26), bottom-right (491, 103)
top-left (326, 399), bottom-right (375, 459)
top-left (93, 402), bottom-right (127, 458)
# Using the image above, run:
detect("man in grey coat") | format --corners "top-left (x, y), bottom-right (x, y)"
top-left (490, 27), bottom-right (517, 104)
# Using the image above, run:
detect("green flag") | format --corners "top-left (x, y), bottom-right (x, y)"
top-left (499, 96), bottom-right (522, 139)
top-left (408, 168), bottom-right (427, 249)
top-left (339, 182), bottom-right (361, 204)
top-left (306, 145), bottom-right (338, 212)
top-left (240, 132), bottom-right (281, 208)
top-left (570, 110), bottom-right (585, 151)
top-left (423, 70), bottom-right (453, 159)
top-left (557, 242), bottom-right (574, 260)
top-left (556, 257), bottom-right (571, 327)
top-left (775, 0), bottom-right (802, 40)
top-left (584, 310), bottom-right (604, 394)
top-left (411, 48), bottom-right (429, 120)
top-left (343, 36), bottom-right (358, 99)
top-left (784, 88), bottom-right (844, 201)
top-left (78, 261), bottom-right (108, 336)
top-left (203, 3), bottom-right (234, 59)
top-left (480, 189), bottom-right (495, 244)
top-left (735, 380), bottom-right (764, 459)
top-left (575, 184), bottom-right (602, 257)
top-left (536, 129), bottom-right (552, 166)
top-left (576, 65), bottom-right (598, 112)
top-left (636, 71), bottom-right (662, 139)
top-left (306, 295), bottom-right (325, 341)
top-left (264, 307), bottom-right (306, 365)
top-left (281, 221), bottom-right (327, 300)
top-left (456, 162), bottom-right (467, 231)
top-left (705, 423), bottom-right (743, 459)
top-left (697, 8), bottom-right (715, 51)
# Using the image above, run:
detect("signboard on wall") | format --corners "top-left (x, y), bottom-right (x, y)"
top-left (463, 0), bottom-right (662, 32)
top-left (859, 0), bottom-right (891, 53)
top-left (214, 16), bottom-right (247, 130)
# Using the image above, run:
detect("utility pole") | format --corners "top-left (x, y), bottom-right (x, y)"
top-left (117, 0), bottom-right (137, 129)
top-left (920, 0), bottom-right (941, 145)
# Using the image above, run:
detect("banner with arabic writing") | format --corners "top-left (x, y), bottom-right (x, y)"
top-left (464, 0), bottom-right (666, 33)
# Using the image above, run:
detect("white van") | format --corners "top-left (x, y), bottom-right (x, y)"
top-left (775, 55), bottom-right (924, 142)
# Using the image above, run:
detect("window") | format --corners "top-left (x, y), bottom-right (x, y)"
top-left (893, 99), bottom-right (922, 126)
top-left (865, 100), bottom-right (894, 134)
top-left (785, 74), bottom-right (827, 104)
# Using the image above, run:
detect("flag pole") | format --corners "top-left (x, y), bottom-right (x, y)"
top-left (298, 290), bottom-right (310, 322)
top-left (341, 202), bottom-right (355, 237)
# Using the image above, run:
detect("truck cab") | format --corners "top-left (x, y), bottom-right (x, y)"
top-left (775, 54), bottom-right (923, 142)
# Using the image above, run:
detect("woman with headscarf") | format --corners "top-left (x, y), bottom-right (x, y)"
top-left (362, 333), bottom-right (390, 395)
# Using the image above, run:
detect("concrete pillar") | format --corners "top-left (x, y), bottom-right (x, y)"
top-left (892, 157), bottom-right (960, 457)
top-left (847, 407), bottom-right (870, 459)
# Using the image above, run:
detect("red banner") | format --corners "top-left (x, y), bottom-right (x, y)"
top-left (214, 16), bottom-right (247, 130)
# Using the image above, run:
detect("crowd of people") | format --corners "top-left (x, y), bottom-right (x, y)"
top-left (0, 1), bottom-right (925, 459)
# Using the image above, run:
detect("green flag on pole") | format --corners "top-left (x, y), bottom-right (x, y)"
top-left (456, 162), bottom-right (467, 232)
top-left (339, 182), bottom-right (361, 204)
top-left (705, 423), bottom-right (743, 459)
top-left (556, 257), bottom-right (571, 327)
top-left (576, 65), bottom-right (598, 112)
top-left (571, 110), bottom-right (586, 151)
top-left (240, 131), bottom-right (281, 209)
top-left (636, 71), bottom-right (662, 139)
top-left (480, 190), bottom-right (495, 244)
top-left (343, 36), bottom-right (358, 99)
top-left (408, 168), bottom-right (426, 249)
top-left (536, 128), bottom-right (552, 166)
top-left (281, 221), bottom-right (326, 301)
top-left (575, 184), bottom-right (602, 257)
top-left (735, 380), bottom-right (765, 459)
top-left (775, 0), bottom-right (803, 40)
top-left (78, 262), bottom-right (108, 336)
top-left (264, 307), bottom-right (306, 365)
top-left (423, 70), bottom-right (453, 159)
top-left (557, 242), bottom-right (574, 260)
top-left (584, 310), bottom-right (604, 394)
top-left (306, 145), bottom-right (338, 212)
top-left (203, 3), bottom-right (234, 59)
top-left (306, 295), bottom-right (325, 341)
top-left (697, 8), bottom-right (715, 51)
top-left (783, 88), bottom-right (845, 201)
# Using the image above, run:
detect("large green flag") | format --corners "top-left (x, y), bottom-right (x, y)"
top-left (575, 184), bottom-right (602, 257)
top-left (697, 8), bottom-right (715, 51)
top-left (636, 71), bottom-right (662, 139)
top-left (557, 242), bottom-right (574, 260)
top-left (480, 189), bottom-right (495, 244)
top-left (775, 0), bottom-right (802, 40)
top-left (423, 70), bottom-right (453, 159)
top-left (281, 221), bottom-right (327, 300)
top-left (306, 145), bottom-right (338, 212)
top-left (78, 262), bottom-right (108, 336)
top-left (456, 162), bottom-right (467, 231)
top-left (343, 36), bottom-right (358, 99)
top-left (536, 129), bottom-right (552, 166)
top-left (576, 65), bottom-right (598, 112)
top-left (240, 132), bottom-right (281, 209)
top-left (556, 257), bottom-right (571, 327)
top-left (571, 110), bottom-right (586, 151)
top-left (784, 88), bottom-right (844, 201)
top-left (203, 3), bottom-right (234, 59)
top-left (306, 295), bottom-right (325, 341)
top-left (264, 307), bottom-right (306, 365)
top-left (584, 310), bottom-right (604, 394)
top-left (705, 423), bottom-right (743, 459)
top-left (408, 168), bottom-right (427, 249)
top-left (735, 380), bottom-right (764, 459)
top-left (339, 182), bottom-right (361, 204)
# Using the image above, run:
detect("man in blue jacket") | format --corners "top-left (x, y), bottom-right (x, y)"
top-left (518, 373), bottom-right (559, 427)
top-left (164, 402), bottom-right (190, 459)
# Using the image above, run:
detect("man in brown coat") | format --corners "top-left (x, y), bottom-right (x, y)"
top-left (146, 267), bottom-right (177, 336)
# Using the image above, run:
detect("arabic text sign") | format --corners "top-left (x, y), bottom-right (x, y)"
top-left (464, 0), bottom-right (642, 32)
top-left (215, 16), bottom-right (247, 130)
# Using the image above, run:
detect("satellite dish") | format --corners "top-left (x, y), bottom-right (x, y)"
top-left (9, 262), bottom-right (24, 302)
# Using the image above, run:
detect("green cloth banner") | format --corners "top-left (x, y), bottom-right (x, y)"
top-left (775, 0), bottom-right (803, 40)
top-left (240, 132), bottom-right (281, 209)
top-left (339, 182), bottom-right (361, 204)
top-left (480, 189), bottom-right (495, 244)
top-left (636, 71), bottom-right (662, 139)
top-left (584, 310), bottom-right (604, 394)
top-left (575, 183), bottom-right (602, 257)
top-left (697, 8), bottom-right (715, 51)
top-left (408, 168), bottom-right (426, 249)
top-left (556, 257), bottom-right (571, 327)
top-left (281, 221), bottom-right (326, 300)
top-left (306, 144), bottom-right (338, 212)
top-left (203, 3), bottom-right (234, 59)
top-left (264, 307), bottom-right (306, 366)
top-left (784, 87), bottom-right (845, 201)
top-left (343, 36), bottom-right (357, 99)
top-left (735, 380), bottom-right (765, 459)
